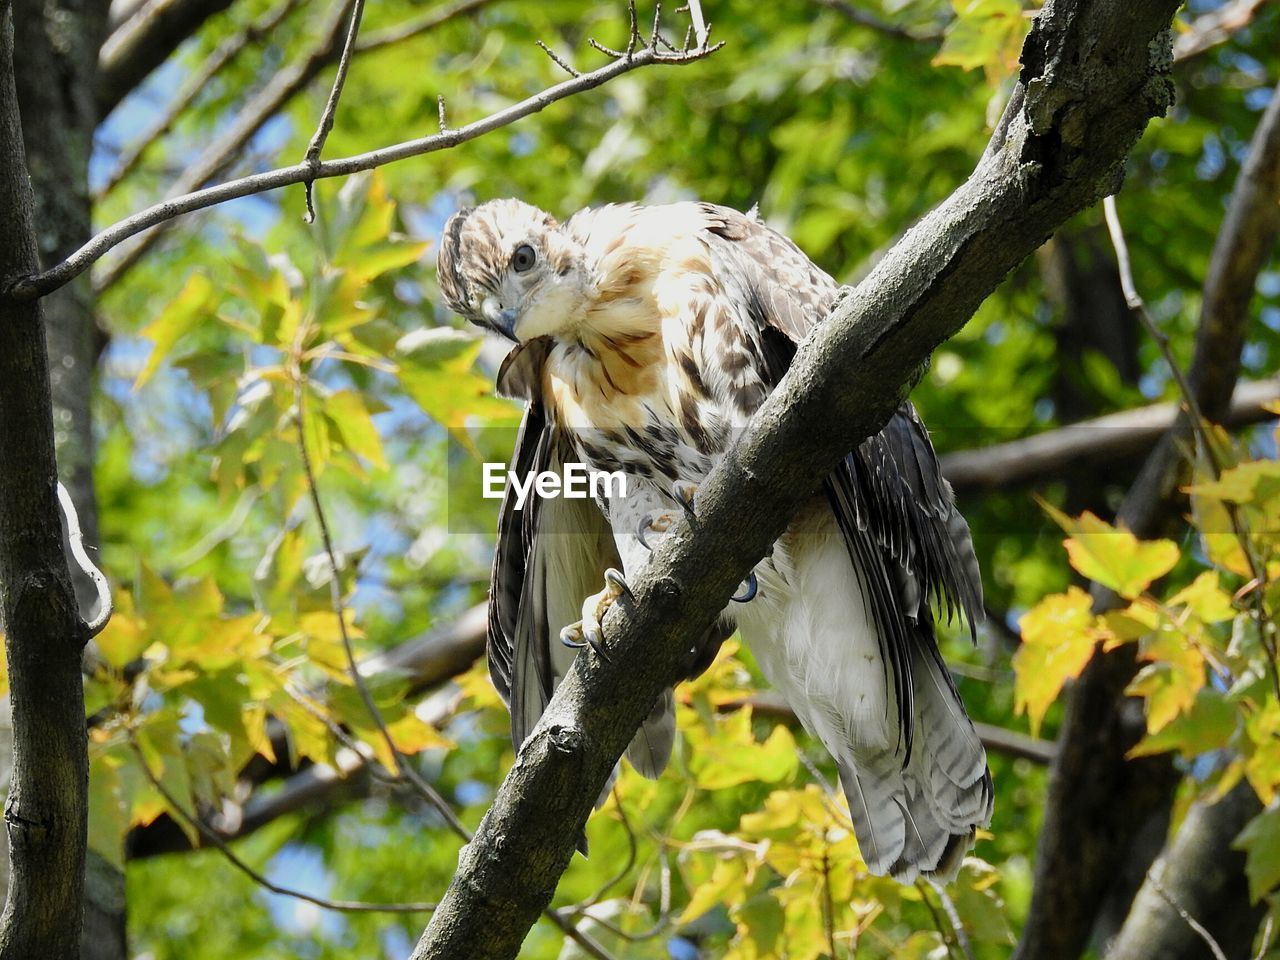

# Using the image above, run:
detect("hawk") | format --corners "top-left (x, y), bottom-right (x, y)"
top-left (438, 199), bottom-right (992, 882)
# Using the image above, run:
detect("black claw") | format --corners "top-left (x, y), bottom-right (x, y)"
top-left (584, 627), bottom-right (612, 663)
top-left (637, 515), bottom-right (656, 551)
top-left (731, 572), bottom-right (758, 603)
top-left (605, 568), bottom-right (632, 600)
top-left (561, 630), bottom-right (587, 650)
top-left (674, 485), bottom-right (697, 523)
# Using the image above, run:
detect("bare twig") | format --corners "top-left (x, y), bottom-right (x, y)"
top-left (537, 40), bottom-right (580, 78)
top-left (437, 94), bottom-right (448, 132)
top-left (96, 0), bottom-right (305, 199)
top-left (56, 481), bottom-right (112, 637)
top-left (302, 0), bottom-right (365, 221)
top-left (2, 39), bottom-right (719, 302)
top-left (128, 735), bottom-right (437, 913)
top-left (1146, 871), bottom-right (1229, 960)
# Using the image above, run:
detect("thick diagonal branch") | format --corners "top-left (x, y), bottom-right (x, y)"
top-left (410, 3), bottom-right (1181, 957)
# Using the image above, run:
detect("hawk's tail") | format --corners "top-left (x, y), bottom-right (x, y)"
top-left (838, 633), bottom-right (992, 883)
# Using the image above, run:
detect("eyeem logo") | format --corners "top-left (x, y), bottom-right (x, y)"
top-left (482, 462), bottom-right (629, 510)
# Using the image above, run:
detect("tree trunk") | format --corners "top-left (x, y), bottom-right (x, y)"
top-left (0, 4), bottom-right (90, 957)
top-left (8, 1), bottom-right (122, 956)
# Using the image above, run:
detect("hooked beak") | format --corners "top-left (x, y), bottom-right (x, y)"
top-left (481, 297), bottom-right (519, 341)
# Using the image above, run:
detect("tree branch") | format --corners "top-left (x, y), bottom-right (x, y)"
top-left (95, 0), bottom-right (306, 199)
top-left (96, 0), bottom-right (236, 118)
top-left (1014, 77), bottom-right (1280, 960)
top-left (128, 736), bottom-right (438, 914)
top-left (410, 3), bottom-right (1181, 956)
top-left (301, 0), bottom-right (364, 220)
top-left (1173, 0), bottom-right (1271, 64)
top-left (1103, 780), bottom-right (1263, 960)
top-left (0, 5), bottom-right (89, 956)
top-left (2, 36), bottom-right (721, 303)
top-left (939, 378), bottom-right (1280, 495)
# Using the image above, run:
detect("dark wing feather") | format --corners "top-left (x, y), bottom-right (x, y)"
top-left (698, 203), bottom-right (984, 757)
top-left (486, 400), bottom-right (548, 708)
top-left (488, 354), bottom-right (621, 750)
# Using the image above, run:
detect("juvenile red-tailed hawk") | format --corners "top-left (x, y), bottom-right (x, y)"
top-left (437, 199), bottom-right (992, 882)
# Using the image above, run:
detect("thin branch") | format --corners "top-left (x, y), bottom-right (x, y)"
top-left (354, 0), bottom-right (495, 53)
top-left (1146, 871), bottom-right (1228, 960)
top-left (1104, 194), bottom-right (1280, 702)
top-left (292, 376), bottom-right (469, 839)
top-left (1019, 75), bottom-right (1280, 960)
top-left (537, 41), bottom-right (581, 78)
top-left (97, 0), bottom-right (237, 118)
top-left (291, 378), bottom-right (616, 960)
top-left (56, 481), bottom-right (112, 637)
top-left (302, 0), bottom-right (366, 221)
top-left (128, 735), bottom-right (438, 913)
top-left (2, 39), bottom-right (719, 302)
top-left (811, 0), bottom-right (941, 42)
top-left (918, 881), bottom-right (963, 960)
top-left (96, 0), bottom-right (305, 199)
top-left (822, 848), bottom-right (838, 960)
top-left (931, 882), bottom-right (976, 960)
top-left (1173, 0), bottom-right (1270, 63)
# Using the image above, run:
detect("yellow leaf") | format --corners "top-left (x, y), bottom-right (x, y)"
top-left (1014, 587), bottom-right (1100, 736)
top-left (1168, 571), bottom-right (1237, 623)
top-left (1126, 628), bottom-right (1205, 733)
top-left (1042, 502), bottom-right (1180, 599)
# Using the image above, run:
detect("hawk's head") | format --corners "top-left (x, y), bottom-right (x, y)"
top-left (437, 199), bottom-right (588, 342)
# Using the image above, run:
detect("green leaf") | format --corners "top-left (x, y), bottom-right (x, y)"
top-left (1234, 805), bottom-right (1280, 902)
top-left (1129, 688), bottom-right (1238, 759)
top-left (1042, 502), bottom-right (1180, 599)
top-left (322, 389), bottom-right (388, 471)
top-left (135, 272), bottom-right (215, 388)
top-left (933, 0), bottom-right (1029, 80)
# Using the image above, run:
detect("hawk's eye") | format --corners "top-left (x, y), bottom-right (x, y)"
top-left (511, 244), bottom-right (537, 273)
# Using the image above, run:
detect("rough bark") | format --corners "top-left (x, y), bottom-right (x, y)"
top-left (1103, 779), bottom-right (1264, 960)
top-left (0, 4), bottom-right (90, 957)
top-left (12, 0), bottom-right (121, 955)
top-left (411, 2), bottom-right (1181, 956)
top-left (1015, 78), bottom-right (1280, 960)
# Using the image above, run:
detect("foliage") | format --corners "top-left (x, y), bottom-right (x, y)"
top-left (56, 0), bottom-right (1280, 956)
top-left (1015, 450), bottom-right (1280, 934)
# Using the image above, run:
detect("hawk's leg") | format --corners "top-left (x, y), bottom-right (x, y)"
top-left (635, 481), bottom-right (757, 604)
top-left (560, 567), bottom-right (631, 661)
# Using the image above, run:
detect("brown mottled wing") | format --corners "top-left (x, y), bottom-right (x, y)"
top-left (697, 203), bottom-right (984, 752)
